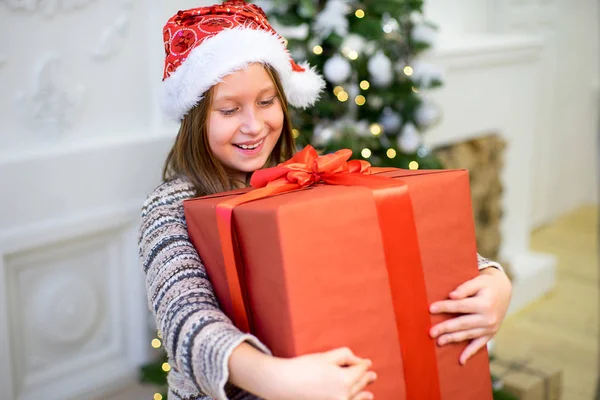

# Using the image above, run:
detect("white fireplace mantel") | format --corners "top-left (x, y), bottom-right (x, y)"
top-left (424, 33), bottom-right (556, 315)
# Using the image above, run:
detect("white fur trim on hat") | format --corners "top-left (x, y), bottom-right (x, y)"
top-left (162, 27), bottom-right (325, 121)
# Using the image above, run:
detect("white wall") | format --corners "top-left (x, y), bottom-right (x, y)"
top-left (425, 0), bottom-right (599, 226)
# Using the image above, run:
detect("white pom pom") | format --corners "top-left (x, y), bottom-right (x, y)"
top-left (323, 54), bottom-right (352, 84)
top-left (415, 101), bottom-right (441, 128)
top-left (368, 95), bottom-right (384, 109)
top-left (411, 23), bottom-right (437, 46)
top-left (397, 123), bottom-right (422, 153)
top-left (379, 107), bottom-right (402, 133)
top-left (368, 51), bottom-right (394, 87)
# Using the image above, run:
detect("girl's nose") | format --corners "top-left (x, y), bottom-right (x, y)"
top-left (240, 108), bottom-right (263, 136)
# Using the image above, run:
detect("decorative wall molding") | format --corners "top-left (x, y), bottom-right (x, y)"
top-left (0, 203), bottom-right (148, 400)
top-left (16, 56), bottom-right (85, 136)
top-left (92, 0), bottom-right (134, 61)
top-left (2, 0), bottom-right (97, 17)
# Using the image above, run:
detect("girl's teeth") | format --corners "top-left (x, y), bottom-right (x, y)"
top-left (237, 139), bottom-right (262, 150)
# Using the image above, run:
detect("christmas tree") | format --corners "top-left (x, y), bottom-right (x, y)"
top-left (256, 0), bottom-right (444, 169)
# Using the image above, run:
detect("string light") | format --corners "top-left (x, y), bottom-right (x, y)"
top-left (337, 91), bottom-right (349, 102)
top-left (151, 339), bottom-right (162, 349)
top-left (369, 123), bottom-right (382, 136)
top-left (403, 66), bottom-right (414, 76)
top-left (162, 362), bottom-right (172, 372)
top-left (313, 45), bottom-right (323, 55)
top-left (360, 80), bottom-right (370, 90)
top-left (355, 9), bottom-right (365, 18)
top-left (333, 86), bottom-right (344, 96)
top-left (292, 128), bottom-right (300, 139)
top-left (409, 161), bottom-right (420, 170)
top-left (355, 95), bottom-right (366, 106)
top-left (387, 149), bottom-right (397, 159)
top-left (411, 87), bottom-right (419, 93)
top-left (361, 148), bottom-right (372, 158)
top-left (348, 50), bottom-right (358, 60)
top-left (154, 393), bottom-right (163, 400)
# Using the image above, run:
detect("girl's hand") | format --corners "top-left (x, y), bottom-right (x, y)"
top-left (428, 267), bottom-right (512, 365)
top-left (267, 347), bottom-right (377, 400)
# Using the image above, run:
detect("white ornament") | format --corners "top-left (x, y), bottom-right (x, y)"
top-left (411, 23), bottom-right (437, 46)
top-left (271, 21), bottom-right (310, 41)
top-left (397, 123), bottom-right (422, 153)
top-left (353, 120), bottom-right (371, 138)
top-left (415, 101), bottom-right (440, 128)
top-left (411, 61), bottom-right (444, 87)
top-left (368, 95), bottom-right (384, 109)
top-left (368, 51), bottom-right (394, 87)
top-left (291, 46), bottom-right (307, 61)
top-left (313, 0), bottom-right (349, 39)
top-left (323, 54), bottom-right (351, 84)
top-left (312, 124), bottom-right (336, 146)
top-left (342, 34), bottom-right (366, 55)
top-left (364, 41), bottom-right (378, 56)
top-left (379, 107), bottom-right (402, 133)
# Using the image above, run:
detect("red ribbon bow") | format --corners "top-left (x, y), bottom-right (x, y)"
top-left (251, 146), bottom-right (374, 189)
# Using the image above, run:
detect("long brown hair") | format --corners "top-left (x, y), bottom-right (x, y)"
top-left (162, 64), bottom-right (296, 196)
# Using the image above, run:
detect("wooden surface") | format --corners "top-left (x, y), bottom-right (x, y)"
top-left (494, 205), bottom-right (599, 400)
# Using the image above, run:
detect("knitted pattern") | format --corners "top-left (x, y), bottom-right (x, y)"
top-left (138, 177), bottom-right (503, 400)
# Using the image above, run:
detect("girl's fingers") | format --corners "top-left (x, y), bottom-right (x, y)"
top-left (435, 328), bottom-right (488, 346)
top-left (448, 276), bottom-right (486, 299)
top-left (430, 314), bottom-right (487, 338)
top-left (430, 296), bottom-right (486, 315)
top-left (326, 347), bottom-right (366, 367)
top-left (350, 371), bottom-right (377, 397)
top-left (350, 391), bottom-right (374, 400)
top-left (460, 335), bottom-right (491, 365)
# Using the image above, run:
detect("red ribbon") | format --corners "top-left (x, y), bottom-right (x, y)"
top-left (215, 146), bottom-right (441, 399)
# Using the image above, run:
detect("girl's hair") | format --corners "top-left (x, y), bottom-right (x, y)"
top-left (162, 64), bottom-right (296, 197)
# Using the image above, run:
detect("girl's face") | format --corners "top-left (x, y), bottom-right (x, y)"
top-left (208, 63), bottom-right (284, 183)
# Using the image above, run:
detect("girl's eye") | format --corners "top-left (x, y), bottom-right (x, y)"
top-left (258, 97), bottom-right (276, 107)
top-left (219, 107), bottom-right (238, 116)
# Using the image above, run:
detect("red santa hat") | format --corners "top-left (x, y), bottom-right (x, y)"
top-left (162, 0), bottom-right (325, 121)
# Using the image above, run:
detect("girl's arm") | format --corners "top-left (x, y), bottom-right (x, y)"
top-left (139, 178), bottom-right (270, 400)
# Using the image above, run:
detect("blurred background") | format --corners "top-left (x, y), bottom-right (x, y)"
top-left (0, 0), bottom-right (597, 399)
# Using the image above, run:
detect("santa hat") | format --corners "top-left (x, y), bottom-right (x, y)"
top-left (161, 0), bottom-right (326, 122)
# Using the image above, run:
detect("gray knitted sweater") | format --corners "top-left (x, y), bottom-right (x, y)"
top-left (138, 177), bottom-right (503, 400)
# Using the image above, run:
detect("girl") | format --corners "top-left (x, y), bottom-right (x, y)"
top-left (139, 2), bottom-right (512, 399)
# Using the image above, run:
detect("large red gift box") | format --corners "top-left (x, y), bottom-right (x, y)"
top-left (183, 146), bottom-right (493, 399)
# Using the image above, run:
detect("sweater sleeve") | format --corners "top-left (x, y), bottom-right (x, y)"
top-left (138, 178), bottom-right (271, 400)
top-left (477, 253), bottom-right (504, 273)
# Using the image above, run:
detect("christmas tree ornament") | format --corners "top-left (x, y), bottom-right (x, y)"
top-left (379, 107), bottom-right (403, 134)
top-left (368, 95), bottom-right (384, 109)
top-left (397, 123), bottom-right (422, 153)
top-left (342, 34), bottom-right (367, 55)
top-left (312, 124), bottom-right (336, 146)
top-left (313, 0), bottom-right (350, 39)
top-left (323, 54), bottom-right (352, 84)
top-left (411, 23), bottom-right (437, 46)
top-left (368, 51), bottom-right (394, 87)
top-left (415, 100), bottom-right (441, 128)
top-left (411, 61), bottom-right (444, 87)
top-left (382, 13), bottom-right (400, 34)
